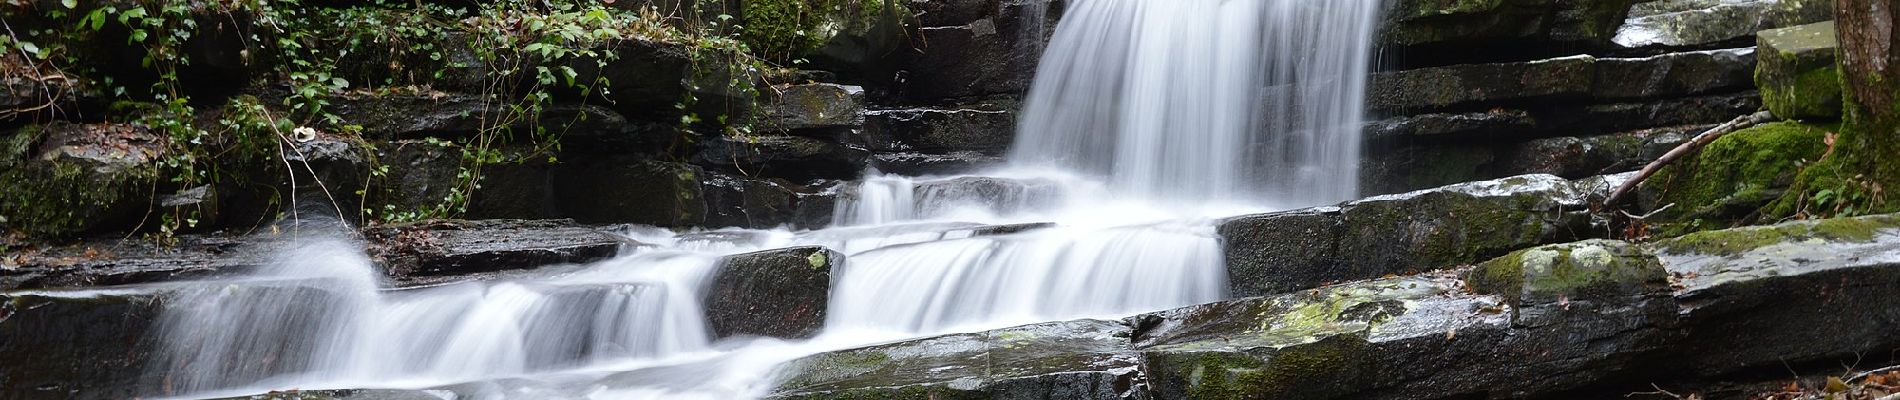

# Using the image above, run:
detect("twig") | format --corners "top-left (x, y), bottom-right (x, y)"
top-left (1627, 383), bottom-right (1686, 399)
top-left (1601, 110), bottom-right (1777, 209)
top-left (1850, 365), bottom-right (1900, 383)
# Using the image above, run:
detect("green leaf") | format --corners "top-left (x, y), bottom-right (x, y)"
top-left (60, 0), bottom-right (76, 9)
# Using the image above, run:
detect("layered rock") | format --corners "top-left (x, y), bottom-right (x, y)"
top-left (0, 122), bottom-right (163, 238)
top-left (0, 291), bottom-right (162, 399)
top-left (1222, 173), bottom-right (1620, 298)
top-left (1613, 0), bottom-right (1831, 48)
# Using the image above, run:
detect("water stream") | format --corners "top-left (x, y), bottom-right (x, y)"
top-left (129, 0), bottom-right (1384, 398)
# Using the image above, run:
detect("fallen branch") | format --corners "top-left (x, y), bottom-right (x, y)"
top-left (1601, 110), bottom-right (1777, 209)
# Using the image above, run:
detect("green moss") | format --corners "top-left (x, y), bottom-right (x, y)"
top-left (1651, 121), bottom-right (1835, 223)
top-left (1761, 65), bottom-right (1843, 119)
top-left (1660, 215), bottom-right (1897, 255)
top-left (1178, 335), bottom-right (1369, 400)
top-left (742, 0), bottom-right (896, 63)
top-left (0, 158), bottom-right (156, 238)
top-left (1469, 240), bottom-right (1665, 304)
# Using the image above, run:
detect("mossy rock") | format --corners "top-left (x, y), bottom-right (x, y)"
top-left (768, 319), bottom-right (1145, 400)
top-left (1468, 239), bottom-right (1667, 307)
top-left (1757, 21), bottom-right (1842, 120)
top-left (0, 123), bottom-right (164, 238)
top-left (1647, 121), bottom-right (1835, 228)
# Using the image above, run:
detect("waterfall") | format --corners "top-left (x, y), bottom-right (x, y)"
top-left (1012, 0), bottom-right (1380, 206)
top-left (126, 0), bottom-right (1384, 398)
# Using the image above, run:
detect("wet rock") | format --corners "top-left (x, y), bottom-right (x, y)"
top-left (1656, 215), bottom-right (1900, 375)
top-left (1370, 55), bottom-right (1597, 113)
top-left (700, 172), bottom-right (800, 229)
top-left (1380, 0), bottom-right (1640, 47)
top-left (1223, 174), bottom-right (1619, 297)
top-left (868, 152), bottom-right (1005, 176)
top-left (1613, 0), bottom-right (1832, 48)
top-left (769, 319), bottom-right (1149, 400)
top-left (1643, 121), bottom-right (1830, 223)
top-left (1593, 48), bottom-right (1756, 100)
top-left (0, 122), bottom-right (163, 238)
top-left (0, 236), bottom-right (267, 290)
top-left (1569, 91), bottom-right (1763, 133)
top-left (705, 246), bottom-right (840, 340)
top-left (762, 83), bottom-right (866, 130)
top-left (1756, 21), bottom-right (1841, 120)
top-left (1363, 109), bottom-right (1538, 144)
top-left (1135, 274), bottom-right (1513, 400)
top-left (1492, 128), bottom-right (1688, 178)
top-left (364, 219), bottom-right (634, 278)
top-left (692, 135), bottom-right (870, 181)
top-left (370, 140), bottom-right (464, 215)
top-left (0, 290), bottom-right (163, 400)
top-left (552, 159), bottom-right (707, 227)
top-left (859, 107), bottom-right (1016, 154)
top-left (1370, 50), bottom-right (1756, 113)
top-left (204, 389), bottom-right (456, 400)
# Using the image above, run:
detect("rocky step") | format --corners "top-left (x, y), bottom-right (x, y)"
top-left (1756, 20), bottom-right (1842, 120)
top-left (767, 213), bottom-right (1900, 400)
top-left (1369, 49), bottom-right (1757, 114)
top-left (1364, 124), bottom-right (1704, 195)
top-left (1222, 173), bottom-right (1627, 298)
top-left (1614, 0), bottom-right (1831, 49)
top-left (2, 219), bottom-right (632, 291)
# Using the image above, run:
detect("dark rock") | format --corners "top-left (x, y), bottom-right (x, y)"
top-left (895, 0), bottom-right (1060, 102)
top-left (1613, 0), bottom-right (1832, 48)
top-left (869, 152), bottom-right (1004, 176)
top-left (1593, 48), bottom-right (1756, 100)
top-left (705, 246), bottom-right (840, 340)
top-left (0, 235), bottom-right (270, 291)
top-left (762, 83), bottom-right (866, 130)
top-left (792, 181), bottom-right (844, 230)
top-left (692, 135), bottom-right (869, 181)
top-left (1363, 109), bottom-right (1537, 144)
top-left (1490, 127), bottom-right (1695, 179)
top-left (1360, 143), bottom-right (1502, 195)
top-left (552, 159), bottom-right (707, 227)
top-left (701, 172), bottom-right (800, 229)
top-left (1380, 0), bottom-right (1640, 48)
top-left (371, 140), bottom-right (463, 215)
top-left (769, 319), bottom-right (1149, 400)
top-left (1566, 91), bottom-right (1763, 134)
top-left (0, 122), bottom-right (162, 238)
top-left (1756, 21), bottom-right (1841, 120)
top-left (326, 90), bottom-right (630, 142)
top-left (859, 107), bottom-right (1016, 154)
top-left (0, 290), bottom-right (163, 400)
top-left (1369, 55), bottom-right (1597, 113)
top-left (1222, 173), bottom-right (1618, 298)
top-left (364, 219), bottom-right (633, 278)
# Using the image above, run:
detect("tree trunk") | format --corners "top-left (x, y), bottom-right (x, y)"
top-left (1838, 0), bottom-right (1900, 130)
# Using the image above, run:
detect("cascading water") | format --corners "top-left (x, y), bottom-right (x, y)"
top-left (1012, 0), bottom-right (1379, 206)
top-left (127, 0), bottom-right (1383, 398)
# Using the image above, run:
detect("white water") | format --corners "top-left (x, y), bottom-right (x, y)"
top-left (130, 0), bottom-right (1382, 398)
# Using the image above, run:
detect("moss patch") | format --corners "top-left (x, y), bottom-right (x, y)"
top-left (1468, 239), bottom-right (1666, 305)
top-left (1649, 121), bottom-right (1835, 228)
top-left (1658, 214), bottom-right (1898, 255)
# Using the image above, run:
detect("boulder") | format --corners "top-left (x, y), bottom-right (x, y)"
top-left (0, 122), bottom-right (163, 238)
top-left (692, 135), bottom-right (870, 181)
top-left (858, 107), bottom-right (1017, 154)
top-left (0, 291), bottom-right (163, 400)
top-left (1222, 173), bottom-right (1619, 298)
top-left (1613, 0), bottom-right (1832, 48)
top-left (704, 246), bottom-right (840, 339)
top-left (768, 319), bottom-right (1148, 400)
top-left (364, 219), bottom-right (635, 278)
top-left (1756, 21), bottom-right (1842, 120)
top-left (762, 83), bottom-right (866, 130)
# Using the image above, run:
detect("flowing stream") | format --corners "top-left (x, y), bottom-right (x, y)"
top-left (131, 0), bottom-right (1384, 398)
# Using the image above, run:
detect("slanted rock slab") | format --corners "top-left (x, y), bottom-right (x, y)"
top-left (364, 219), bottom-right (636, 278)
top-left (769, 319), bottom-right (1149, 400)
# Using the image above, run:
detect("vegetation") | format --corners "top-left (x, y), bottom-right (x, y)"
top-left (0, 0), bottom-right (850, 239)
